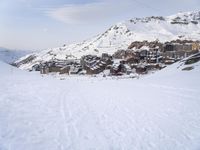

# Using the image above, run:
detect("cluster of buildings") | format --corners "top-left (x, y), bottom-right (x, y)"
top-left (29, 40), bottom-right (199, 76)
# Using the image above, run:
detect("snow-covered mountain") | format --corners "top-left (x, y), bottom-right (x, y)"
top-left (0, 47), bottom-right (30, 64)
top-left (17, 11), bottom-right (200, 69)
top-left (1, 53), bottom-right (200, 150)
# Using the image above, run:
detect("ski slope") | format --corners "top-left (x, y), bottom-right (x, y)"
top-left (0, 58), bottom-right (200, 150)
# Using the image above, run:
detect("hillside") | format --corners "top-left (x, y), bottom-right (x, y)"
top-left (16, 11), bottom-right (200, 70)
top-left (1, 53), bottom-right (200, 150)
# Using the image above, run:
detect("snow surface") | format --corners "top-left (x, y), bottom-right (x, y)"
top-left (17, 11), bottom-right (200, 70)
top-left (0, 57), bottom-right (200, 150)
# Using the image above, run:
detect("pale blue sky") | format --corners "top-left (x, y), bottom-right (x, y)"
top-left (0, 0), bottom-right (200, 50)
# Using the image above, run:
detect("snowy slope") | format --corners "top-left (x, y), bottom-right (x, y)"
top-left (1, 54), bottom-right (200, 150)
top-left (0, 47), bottom-right (30, 64)
top-left (16, 11), bottom-right (200, 70)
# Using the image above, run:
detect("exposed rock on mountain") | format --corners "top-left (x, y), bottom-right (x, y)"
top-left (15, 11), bottom-right (200, 71)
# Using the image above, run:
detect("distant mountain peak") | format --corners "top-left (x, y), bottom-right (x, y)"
top-left (16, 11), bottom-right (200, 70)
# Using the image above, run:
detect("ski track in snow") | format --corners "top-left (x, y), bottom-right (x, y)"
top-left (0, 62), bottom-right (200, 150)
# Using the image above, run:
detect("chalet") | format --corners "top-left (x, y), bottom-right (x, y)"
top-left (124, 64), bottom-right (133, 75)
top-left (135, 64), bottom-right (148, 74)
top-left (110, 63), bottom-right (126, 76)
top-left (174, 44), bottom-right (192, 51)
top-left (112, 50), bottom-right (127, 59)
top-left (162, 41), bottom-right (199, 63)
top-left (147, 50), bottom-right (161, 63)
top-left (102, 53), bottom-right (112, 60)
top-left (69, 65), bottom-right (82, 74)
top-left (192, 42), bottom-right (200, 51)
top-left (101, 53), bottom-right (113, 65)
top-left (39, 61), bottom-right (60, 74)
top-left (81, 55), bottom-right (99, 67)
top-left (39, 60), bottom-right (78, 75)
top-left (32, 64), bottom-right (40, 71)
top-left (126, 57), bottom-right (140, 64)
top-left (163, 44), bottom-right (174, 52)
top-left (164, 43), bottom-right (192, 52)
top-left (60, 66), bottom-right (70, 75)
top-left (81, 54), bottom-right (113, 74)
top-left (139, 50), bottom-right (148, 60)
top-left (40, 63), bottom-right (49, 74)
top-left (112, 49), bottom-right (136, 60)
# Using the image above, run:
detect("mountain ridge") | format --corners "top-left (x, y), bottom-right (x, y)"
top-left (16, 11), bottom-right (200, 70)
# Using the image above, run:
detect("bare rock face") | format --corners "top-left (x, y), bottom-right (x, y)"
top-left (128, 41), bottom-right (163, 50)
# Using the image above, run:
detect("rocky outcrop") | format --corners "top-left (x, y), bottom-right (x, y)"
top-left (128, 41), bottom-right (163, 50)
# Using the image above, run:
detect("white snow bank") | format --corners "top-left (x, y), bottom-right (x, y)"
top-left (0, 60), bottom-right (200, 150)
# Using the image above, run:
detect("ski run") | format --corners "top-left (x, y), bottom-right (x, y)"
top-left (0, 53), bottom-right (200, 150)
